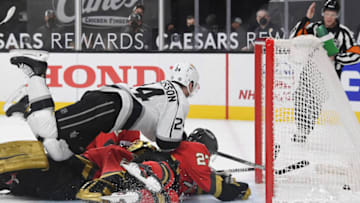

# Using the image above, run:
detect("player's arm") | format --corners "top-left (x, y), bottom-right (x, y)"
top-left (289, 17), bottom-right (313, 38)
top-left (155, 96), bottom-right (187, 151)
top-left (290, 2), bottom-right (316, 38)
top-left (334, 27), bottom-right (360, 66)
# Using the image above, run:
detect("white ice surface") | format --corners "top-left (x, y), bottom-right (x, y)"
top-left (0, 116), bottom-right (265, 202)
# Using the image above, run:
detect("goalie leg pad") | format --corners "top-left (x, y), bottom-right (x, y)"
top-left (0, 141), bottom-right (48, 174)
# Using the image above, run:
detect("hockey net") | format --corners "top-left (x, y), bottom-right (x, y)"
top-left (254, 35), bottom-right (360, 203)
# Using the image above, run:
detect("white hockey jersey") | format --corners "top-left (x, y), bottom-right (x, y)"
top-left (100, 80), bottom-right (189, 148)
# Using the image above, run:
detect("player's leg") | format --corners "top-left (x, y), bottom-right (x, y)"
top-left (10, 49), bottom-right (73, 161)
top-left (9, 50), bottom-right (123, 160)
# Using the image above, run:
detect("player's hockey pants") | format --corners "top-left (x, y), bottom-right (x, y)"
top-left (55, 90), bottom-right (122, 154)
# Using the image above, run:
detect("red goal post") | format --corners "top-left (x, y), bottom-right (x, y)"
top-left (254, 36), bottom-right (360, 203)
top-left (254, 38), bottom-right (274, 203)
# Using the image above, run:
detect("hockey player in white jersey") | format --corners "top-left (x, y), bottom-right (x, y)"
top-left (7, 49), bottom-right (199, 161)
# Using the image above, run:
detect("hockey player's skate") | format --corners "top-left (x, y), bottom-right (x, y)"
top-left (9, 49), bottom-right (49, 78)
top-left (120, 161), bottom-right (162, 193)
top-left (3, 85), bottom-right (29, 118)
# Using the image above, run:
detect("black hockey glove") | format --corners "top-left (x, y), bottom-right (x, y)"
top-left (214, 170), bottom-right (251, 201)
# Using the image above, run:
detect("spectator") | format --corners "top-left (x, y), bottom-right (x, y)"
top-left (254, 9), bottom-right (284, 39)
top-left (123, 12), bottom-right (152, 50)
top-left (184, 15), bottom-right (195, 33)
top-left (132, 4), bottom-right (145, 17)
top-left (183, 15), bottom-right (208, 50)
top-left (36, 9), bottom-right (62, 51)
top-left (231, 17), bottom-right (247, 50)
top-left (131, 4), bottom-right (150, 31)
top-left (167, 23), bottom-right (176, 35)
top-left (205, 14), bottom-right (219, 34)
top-left (165, 23), bottom-right (181, 50)
top-left (205, 14), bottom-right (221, 50)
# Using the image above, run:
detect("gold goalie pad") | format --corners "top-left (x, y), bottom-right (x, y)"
top-left (0, 140), bottom-right (49, 174)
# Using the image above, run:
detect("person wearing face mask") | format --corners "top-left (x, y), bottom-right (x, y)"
top-left (254, 9), bottom-right (284, 40)
top-left (183, 15), bottom-right (208, 50)
top-left (290, 0), bottom-right (360, 79)
top-left (122, 4), bottom-right (153, 50)
top-left (36, 9), bottom-right (62, 51)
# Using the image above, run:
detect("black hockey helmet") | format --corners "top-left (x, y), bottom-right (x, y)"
top-left (323, 0), bottom-right (340, 13)
top-left (188, 128), bottom-right (218, 155)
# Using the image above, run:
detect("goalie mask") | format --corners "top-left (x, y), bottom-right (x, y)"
top-left (188, 128), bottom-right (218, 155)
top-left (170, 63), bottom-right (200, 97)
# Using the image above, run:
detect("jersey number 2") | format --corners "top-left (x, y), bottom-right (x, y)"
top-left (134, 87), bottom-right (164, 101)
top-left (196, 153), bottom-right (209, 166)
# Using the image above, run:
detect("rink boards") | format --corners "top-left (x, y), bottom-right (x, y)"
top-left (0, 52), bottom-right (359, 121)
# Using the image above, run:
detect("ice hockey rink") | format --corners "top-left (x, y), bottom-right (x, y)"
top-left (0, 116), bottom-right (265, 203)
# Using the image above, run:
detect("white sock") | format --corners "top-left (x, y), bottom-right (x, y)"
top-left (27, 76), bottom-right (52, 104)
top-left (43, 138), bottom-right (73, 161)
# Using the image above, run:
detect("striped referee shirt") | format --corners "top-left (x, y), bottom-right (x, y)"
top-left (290, 17), bottom-right (360, 77)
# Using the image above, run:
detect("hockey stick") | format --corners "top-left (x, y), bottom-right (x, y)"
top-left (218, 152), bottom-right (310, 175)
top-left (216, 167), bottom-right (255, 173)
top-left (0, 6), bottom-right (16, 26)
top-left (217, 151), bottom-right (265, 170)
top-left (275, 160), bottom-right (310, 175)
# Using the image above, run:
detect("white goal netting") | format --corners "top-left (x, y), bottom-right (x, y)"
top-left (260, 35), bottom-right (360, 202)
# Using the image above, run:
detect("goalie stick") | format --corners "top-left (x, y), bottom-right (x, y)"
top-left (218, 151), bottom-right (310, 175)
